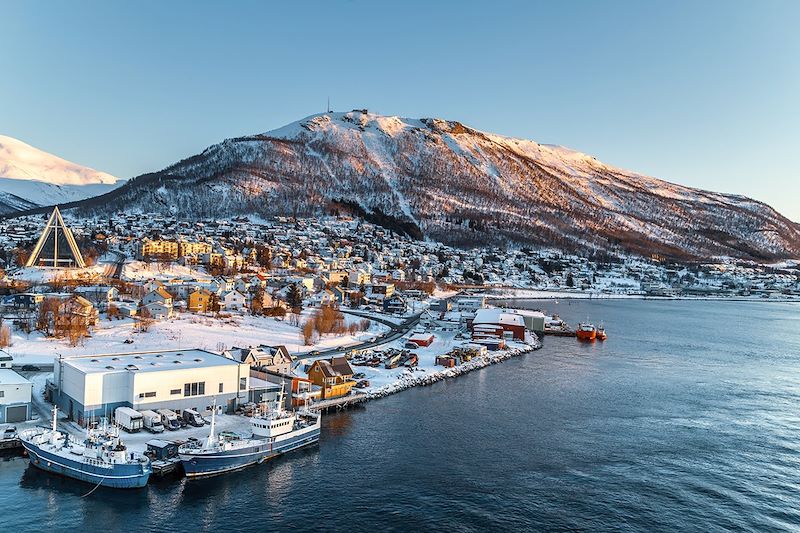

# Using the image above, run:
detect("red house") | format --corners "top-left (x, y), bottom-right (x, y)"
top-left (408, 333), bottom-right (435, 347)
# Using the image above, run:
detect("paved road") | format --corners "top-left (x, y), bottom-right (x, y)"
top-left (300, 309), bottom-right (423, 359)
top-left (108, 250), bottom-right (126, 279)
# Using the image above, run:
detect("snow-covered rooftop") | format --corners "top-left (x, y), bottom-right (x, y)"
top-left (61, 349), bottom-right (240, 375)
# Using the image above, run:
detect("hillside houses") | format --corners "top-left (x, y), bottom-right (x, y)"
top-left (1, 210), bottom-right (798, 337)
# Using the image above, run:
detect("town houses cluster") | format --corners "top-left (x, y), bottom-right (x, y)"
top-left (1, 212), bottom-right (798, 303)
top-left (0, 208), bottom-right (796, 430)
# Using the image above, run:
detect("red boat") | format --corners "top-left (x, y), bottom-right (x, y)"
top-left (596, 327), bottom-right (608, 341)
top-left (576, 323), bottom-right (597, 341)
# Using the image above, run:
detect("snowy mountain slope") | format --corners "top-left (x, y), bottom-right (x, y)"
top-left (0, 135), bottom-right (121, 212)
top-left (0, 190), bottom-right (37, 215)
top-left (69, 111), bottom-right (800, 260)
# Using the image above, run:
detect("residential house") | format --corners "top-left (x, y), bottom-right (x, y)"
top-left (225, 345), bottom-right (293, 375)
top-left (74, 286), bottom-right (119, 311)
top-left (383, 294), bottom-right (407, 314)
top-left (142, 301), bottom-right (173, 319)
top-left (309, 289), bottom-right (335, 307)
top-left (47, 294), bottom-right (99, 332)
top-left (220, 290), bottom-right (246, 311)
top-left (187, 288), bottom-right (213, 313)
top-left (142, 287), bottom-right (173, 307)
top-left (307, 356), bottom-right (356, 399)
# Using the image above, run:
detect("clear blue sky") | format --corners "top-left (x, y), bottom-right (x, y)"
top-left (2, 0), bottom-right (798, 221)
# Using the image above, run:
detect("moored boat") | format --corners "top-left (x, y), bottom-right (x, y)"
top-left (576, 323), bottom-right (597, 341)
top-left (19, 407), bottom-right (151, 489)
top-left (179, 393), bottom-right (321, 478)
top-left (596, 327), bottom-right (608, 341)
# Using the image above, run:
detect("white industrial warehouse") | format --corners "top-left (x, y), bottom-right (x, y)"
top-left (48, 349), bottom-right (250, 426)
top-left (0, 369), bottom-right (33, 423)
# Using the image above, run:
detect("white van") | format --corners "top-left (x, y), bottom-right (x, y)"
top-left (157, 408), bottom-right (181, 431)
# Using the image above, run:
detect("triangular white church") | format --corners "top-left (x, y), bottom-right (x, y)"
top-left (25, 206), bottom-right (86, 268)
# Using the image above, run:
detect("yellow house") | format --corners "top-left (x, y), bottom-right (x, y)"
top-left (188, 288), bottom-right (213, 313)
top-left (307, 356), bottom-right (356, 399)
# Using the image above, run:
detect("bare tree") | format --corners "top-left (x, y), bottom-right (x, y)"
top-left (0, 324), bottom-right (11, 349)
top-left (36, 297), bottom-right (61, 337)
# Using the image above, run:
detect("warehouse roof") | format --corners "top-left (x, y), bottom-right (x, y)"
top-left (473, 308), bottom-right (525, 327)
top-left (62, 349), bottom-right (240, 374)
top-left (0, 369), bottom-right (33, 386)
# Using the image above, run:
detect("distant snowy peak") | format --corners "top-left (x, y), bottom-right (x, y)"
top-left (0, 134), bottom-right (122, 213)
top-left (0, 135), bottom-right (118, 185)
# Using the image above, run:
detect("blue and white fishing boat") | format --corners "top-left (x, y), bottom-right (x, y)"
top-left (19, 407), bottom-right (151, 489)
top-left (179, 391), bottom-right (321, 478)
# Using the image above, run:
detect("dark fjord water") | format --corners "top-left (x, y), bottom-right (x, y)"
top-left (2, 300), bottom-right (799, 532)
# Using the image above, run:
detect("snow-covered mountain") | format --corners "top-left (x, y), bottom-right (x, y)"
top-left (0, 135), bottom-right (121, 213)
top-left (69, 111), bottom-right (800, 260)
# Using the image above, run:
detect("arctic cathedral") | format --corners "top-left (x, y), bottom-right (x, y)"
top-left (25, 206), bottom-right (86, 268)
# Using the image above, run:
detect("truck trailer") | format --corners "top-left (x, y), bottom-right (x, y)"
top-left (114, 406), bottom-right (144, 433)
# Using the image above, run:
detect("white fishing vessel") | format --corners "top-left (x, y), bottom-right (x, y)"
top-left (179, 390), bottom-right (321, 477)
top-left (19, 407), bottom-right (151, 489)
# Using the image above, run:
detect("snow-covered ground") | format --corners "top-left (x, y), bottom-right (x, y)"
top-left (349, 329), bottom-right (538, 395)
top-left (5, 264), bottom-right (109, 283)
top-left (6, 310), bottom-right (389, 364)
top-left (121, 260), bottom-right (212, 281)
top-left (481, 288), bottom-right (643, 300)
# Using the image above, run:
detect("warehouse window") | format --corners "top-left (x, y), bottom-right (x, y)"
top-left (240, 377), bottom-right (247, 391)
top-left (218, 383), bottom-right (224, 393)
top-left (170, 389), bottom-right (181, 395)
top-left (184, 381), bottom-right (206, 397)
top-left (139, 391), bottom-right (156, 398)
top-left (0, 391), bottom-right (4, 398)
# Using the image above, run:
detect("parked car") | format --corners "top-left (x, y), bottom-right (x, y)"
top-left (181, 409), bottom-right (205, 427)
top-left (20, 365), bottom-right (40, 372)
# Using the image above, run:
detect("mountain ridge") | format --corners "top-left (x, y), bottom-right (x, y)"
top-left (11, 111), bottom-right (800, 261)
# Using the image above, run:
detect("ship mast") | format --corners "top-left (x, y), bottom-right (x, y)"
top-left (50, 405), bottom-right (58, 445)
top-left (206, 398), bottom-right (217, 449)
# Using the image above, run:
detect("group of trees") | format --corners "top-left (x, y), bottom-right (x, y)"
top-left (35, 297), bottom-right (91, 347)
top-left (301, 305), bottom-right (370, 345)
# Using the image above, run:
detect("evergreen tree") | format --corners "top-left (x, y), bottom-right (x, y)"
top-left (286, 283), bottom-right (303, 312)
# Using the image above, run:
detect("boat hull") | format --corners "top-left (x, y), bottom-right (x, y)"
top-left (576, 330), bottom-right (596, 341)
top-left (180, 426), bottom-right (320, 478)
top-left (21, 440), bottom-right (151, 489)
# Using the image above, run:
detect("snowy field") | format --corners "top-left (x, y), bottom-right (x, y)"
top-left (121, 260), bottom-right (212, 281)
top-left (5, 264), bottom-right (110, 283)
top-left (6, 309), bottom-right (389, 364)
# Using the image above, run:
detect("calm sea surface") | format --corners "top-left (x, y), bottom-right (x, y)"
top-left (2, 300), bottom-right (800, 532)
